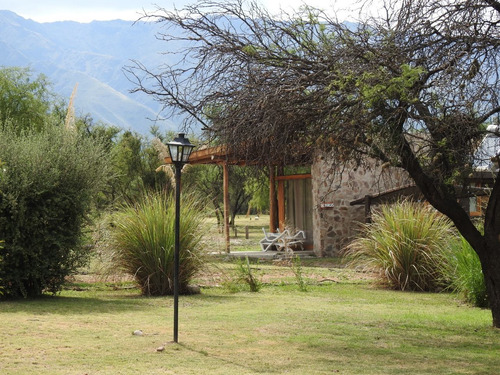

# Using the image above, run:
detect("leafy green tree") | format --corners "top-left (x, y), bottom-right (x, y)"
top-left (76, 114), bottom-right (122, 153)
top-left (110, 130), bottom-right (170, 204)
top-left (245, 171), bottom-right (270, 215)
top-left (74, 125), bottom-right (171, 208)
top-left (184, 164), bottom-right (266, 226)
top-left (75, 117), bottom-right (171, 207)
top-left (0, 67), bottom-right (57, 133)
top-left (184, 164), bottom-right (224, 224)
top-left (112, 131), bottom-right (145, 200)
top-left (227, 166), bottom-right (253, 224)
top-left (0, 159), bottom-right (3, 260)
top-left (74, 116), bottom-right (123, 208)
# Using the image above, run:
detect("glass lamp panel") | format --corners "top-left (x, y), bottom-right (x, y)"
top-left (181, 146), bottom-right (191, 162)
top-left (168, 144), bottom-right (180, 162)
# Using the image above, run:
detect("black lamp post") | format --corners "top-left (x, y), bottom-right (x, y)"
top-left (166, 133), bottom-right (195, 343)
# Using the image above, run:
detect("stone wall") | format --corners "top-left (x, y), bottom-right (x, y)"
top-left (311, 153), bottom-right (412, 256)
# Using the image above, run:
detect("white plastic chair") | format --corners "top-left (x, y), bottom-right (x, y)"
top-left (276, 230), bottom-right (306, 252)
top-left (259, 228), bottom-right (286, 251)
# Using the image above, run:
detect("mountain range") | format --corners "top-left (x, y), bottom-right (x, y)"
top-left (0, 10), bottom-right (182, 134)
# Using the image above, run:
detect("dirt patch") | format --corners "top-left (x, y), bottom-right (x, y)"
top-left (66, 273), bottom-right (134, 285)
top-left (68, 257), bottom-right (375, 289)
top-left (193, 259), bottom-right (376, 287)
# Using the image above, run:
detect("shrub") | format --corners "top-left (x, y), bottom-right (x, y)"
top-left (110, 192), bottom-right (205, 296)
top-left (0, 160), bottom-right (3, 296)
top-left (0, 240), bottom-right (3, 296)
top-left (442, 235), bottom-right (488, 307)
top-left (343, 201), bottom-right (453, 291)
top-left (0, 126), bottom-right (111, 298)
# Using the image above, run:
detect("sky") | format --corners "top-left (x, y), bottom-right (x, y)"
top-left (0, 0), bottom-right (378, 23)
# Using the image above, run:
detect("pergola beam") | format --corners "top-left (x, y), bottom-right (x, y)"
top-left (223, 162), bottom-right (230, 253)
top-left (269, 166), bottom-right (277, 233)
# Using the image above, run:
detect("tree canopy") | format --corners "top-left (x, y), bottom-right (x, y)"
top-left (0, 67), bottom-right (60, 133)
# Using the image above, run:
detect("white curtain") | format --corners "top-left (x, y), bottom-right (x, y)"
top-left (285, 179), bottom-right (313, 243)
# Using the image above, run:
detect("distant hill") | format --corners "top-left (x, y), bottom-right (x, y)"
top-left (0, 10), bottom-right (182, 134)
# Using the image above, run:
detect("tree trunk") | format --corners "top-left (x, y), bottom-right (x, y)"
top-left (479, 238), bottom-right (500, 328)
top-left (481, 170), bottom-right (500, 328)
top-left (214, 206), bottom-right (222, 232)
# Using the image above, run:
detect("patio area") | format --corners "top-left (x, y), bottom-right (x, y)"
top-left (211, 249), bottom-right (316, 260)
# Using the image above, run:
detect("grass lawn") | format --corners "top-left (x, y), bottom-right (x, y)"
top-left (0, 258), bottom-right (499, 375)
top-left (203, 214), bottom-right (272, 252)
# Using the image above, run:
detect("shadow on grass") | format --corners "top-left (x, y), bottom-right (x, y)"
top-left (285, 320), bottom-right (500, 374)
top-left (0, 294), bottom-right (145, 315)
top-left (0, 290), bottom-right (238, 316)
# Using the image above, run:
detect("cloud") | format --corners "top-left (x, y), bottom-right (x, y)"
top-left (0, 0), bottom-right (381, 23)
top-left (0, 0), bottom-right (165, 22)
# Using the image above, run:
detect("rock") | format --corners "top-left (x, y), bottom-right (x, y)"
top-left (156, 346), bottom-right (165, 352)
top-left (133, 330), bottom-right (143, 336)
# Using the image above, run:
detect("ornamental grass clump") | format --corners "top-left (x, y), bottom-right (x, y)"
top-left (110, 192), bottom-right (205, 296)
top-left (343, 201), bottom-right (453, 292)
top-left (442, 234), bottom-right (488, 307)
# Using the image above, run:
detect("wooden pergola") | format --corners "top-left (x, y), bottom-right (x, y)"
top-left (164, 145), bottom-right (311, 253)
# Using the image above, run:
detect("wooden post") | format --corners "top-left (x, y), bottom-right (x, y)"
top-left (364, 195), bottom-right (372, 223)
top-left (277, 173), bottom-right (285, 232)
top-left (245, 226), bottom-right (249, 239)
top-left (269, 165), bottom-right (277, 233)
top-left (223, 162), bottom-right (231, 253)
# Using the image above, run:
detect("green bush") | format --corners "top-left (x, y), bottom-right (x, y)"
top-left (0, 160), bottom-right (3, 296)
top-left (343, 201), bottom-right (453, 291)
top-left (0, 239), bottom-right (3, 297)
top-left (0, 160), bottom-right (3, 251)
top-left (442, 235), bottom-right (488, 307)
top-left (0, 126), bottom-right (111, 298)
top-left (110, 192), bottom-right (205, 296)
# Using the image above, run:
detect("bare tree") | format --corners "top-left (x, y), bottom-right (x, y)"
top-left (126, 0), bottom-right (500, 327)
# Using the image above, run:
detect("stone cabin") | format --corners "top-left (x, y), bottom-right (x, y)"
top-left (310, 154), bottom-right (412, 257)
